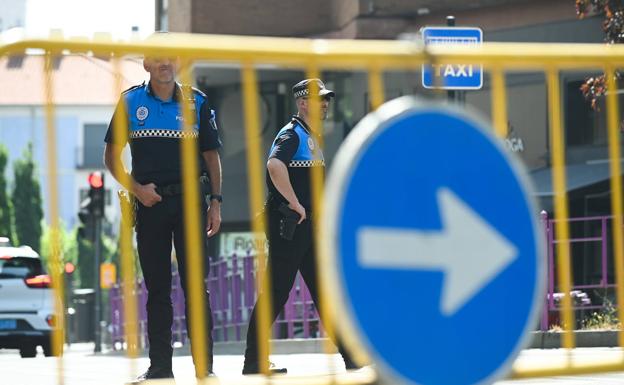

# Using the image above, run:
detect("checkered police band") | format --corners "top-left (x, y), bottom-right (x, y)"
top-left (293, 88), bottom-right (310, 99)
top-left (288, 160), bottom-right (325, 167)
top-left (129, 129), bottom-right (199, 139)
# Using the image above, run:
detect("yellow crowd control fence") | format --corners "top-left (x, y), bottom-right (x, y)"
top-left (2, 32), bottom-right (624, 384)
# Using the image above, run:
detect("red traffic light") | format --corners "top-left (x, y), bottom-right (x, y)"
top-left (88, 172), bottom-right (103, 189)
top-left (64, 262), bottom-right (75, 274)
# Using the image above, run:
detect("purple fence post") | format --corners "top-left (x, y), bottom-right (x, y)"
top-left (139, 280), bottom-right (148, 348)
top-left (219, 260), bottom-right (229, 342)
top-left (232, 253), bottom-right (242, 341)
top-left (540, 210), bottom-right (549, 331)
top-left (284, 283), bottom-right (296, 339)
top-left (602, 217), bottom-right (608, 287)
top-left (301, 274), bottom-right (311, 338)
top-left (208, 258), bottom-right (220, 341)
top-left (548, 214), bottom-right (556, 313)
top-left (244, 254), bottom-right (255, 314)
top-left (173, 272), bottom-right (186, 344)
top-left (110, 285), bottom-right (120, 347)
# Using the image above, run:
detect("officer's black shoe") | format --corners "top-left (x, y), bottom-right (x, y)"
top-left (344, 357), bottom-right (362, 371)
top-left (127, 367), bottom-right (175, 384)
top-left (242, 361), bottom-right (287, 375)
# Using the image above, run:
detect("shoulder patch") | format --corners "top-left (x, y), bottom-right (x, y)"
top-left (122, 81), bottom-right (145, 95)
top-left (282, 121), bottom-right (297, 132)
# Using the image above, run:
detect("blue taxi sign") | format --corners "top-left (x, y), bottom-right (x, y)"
top-left (421, 27), bottom-right (483, 89)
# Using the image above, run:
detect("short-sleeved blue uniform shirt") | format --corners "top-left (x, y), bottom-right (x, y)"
top-left (267, 116), bottom-right (324, 209)
top-left (104, 82), bottom-right (222, 185)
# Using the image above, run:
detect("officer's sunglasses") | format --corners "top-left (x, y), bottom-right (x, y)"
top-left (302, 95), bottom-right (332, 102)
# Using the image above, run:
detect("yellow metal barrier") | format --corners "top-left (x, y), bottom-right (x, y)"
top-left (2, 32), bottom-right (624, 384)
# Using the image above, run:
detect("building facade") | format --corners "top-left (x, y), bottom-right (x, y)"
top-left (157, 0), bottom-right (611, 263)
top-left (0, 55), bottom-right (147, 239)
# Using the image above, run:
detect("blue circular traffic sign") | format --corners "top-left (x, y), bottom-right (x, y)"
top-left (323, 97), bottom-right (544, 385)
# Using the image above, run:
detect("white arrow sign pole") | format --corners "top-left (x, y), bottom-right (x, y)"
top-left (357, 188), bottom-right (518, 316)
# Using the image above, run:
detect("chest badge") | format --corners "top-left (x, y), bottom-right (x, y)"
top-left (136, 106), bottom-right (149, 121)
top-left (308, 137), bottom-right (315, 151)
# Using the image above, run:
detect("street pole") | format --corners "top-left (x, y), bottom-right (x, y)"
top-left (446, 15), bottom-right (456, 103)
top-left (93, 215), bottom-right (102, 353)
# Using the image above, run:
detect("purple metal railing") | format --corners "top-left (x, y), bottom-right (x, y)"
top-left (109, 252), bottom-right (322, 349)
top-left (540, 211), bottom-right (617, 330)
top-left (109, 212), bottom-right (619, 346)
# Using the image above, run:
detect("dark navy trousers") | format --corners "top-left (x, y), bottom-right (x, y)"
top-left (135, 194), bottom-right (214, 373)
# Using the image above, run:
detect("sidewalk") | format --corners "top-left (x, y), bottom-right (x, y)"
top-left (104, 330), bottom-right (623, 358)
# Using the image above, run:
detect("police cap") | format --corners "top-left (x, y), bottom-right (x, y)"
top-left (292, 79), bottom-right (335, 99)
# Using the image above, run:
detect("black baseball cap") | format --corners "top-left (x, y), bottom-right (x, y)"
top-left (292, 79), bottom-right (335, 99)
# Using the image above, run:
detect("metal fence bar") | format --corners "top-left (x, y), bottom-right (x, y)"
top-left (546, 67), bottom-right (575, 352)
top-left (602, 217), bottom-right (608, 287)
top-left (368, 66), bottom-right (385, 110)
top-left (491, 66), bottom-right (508, 138)
top-left (42, 51), bottom-right (65, 384)
top-left (548, 216), bottom-right (556, 313)
top-left (110, 55), bottom-right (139, 378)
top-left (540, 212), bottom-right (549, 331)
top-left (604, 65), bottom-right (624, 349)
top-left (11, 34), bottom-right (624, 381)
top-left (241, 63), bottom-right (274, 376)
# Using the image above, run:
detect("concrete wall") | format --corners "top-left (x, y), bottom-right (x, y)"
top-left (412, 0), bottom-right (578, 34)
top-left (183, 0), bottom-right (334, 37)
top-left (169, 0), bottom-right (586, 40)
top-left (167, 0), bottom-right (192, 33)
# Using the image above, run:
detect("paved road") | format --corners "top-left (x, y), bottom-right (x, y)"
top-left (2, 344), bottom-right (624, 385)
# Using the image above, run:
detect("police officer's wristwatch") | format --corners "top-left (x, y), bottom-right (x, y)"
top-left (208, 194), bottom-right (223, 203)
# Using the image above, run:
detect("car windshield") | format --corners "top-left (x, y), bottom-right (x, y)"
top-left (0, 257), bottom-right (43, 279)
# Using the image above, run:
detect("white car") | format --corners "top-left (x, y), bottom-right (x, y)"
top-left (0, 245), bottom-right (58, 357)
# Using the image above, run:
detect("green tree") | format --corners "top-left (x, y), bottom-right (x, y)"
top-left (12, 143), bottom-right (43, 252)
top-left (77, 234), bottom-right (94, 288)
top-left (40, 222), bottom-right (77, 268)
top-left (575, 1), bottom-right (624, 107)
top-left (76, 232), bottom-right (117, 289)
top-left (0, 144), bottom-right (14, 242)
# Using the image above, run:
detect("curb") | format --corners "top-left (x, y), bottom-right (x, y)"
top-left (103, 331), bottom-right (620, 357)
top-left (103, 338), bottom-right (338, 357)
top-left (529, 330), bottom-right (619, 349)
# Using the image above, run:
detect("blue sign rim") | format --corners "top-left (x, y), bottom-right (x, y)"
top-left (421, 26), bottom-right (484, 90)
top-left (321, 96), bottom-right (545, 385)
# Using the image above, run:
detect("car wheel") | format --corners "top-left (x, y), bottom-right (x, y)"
top-left (19, 344), bottom-right (37, 358)
top-left (42, 341), bottom-right (61, 357)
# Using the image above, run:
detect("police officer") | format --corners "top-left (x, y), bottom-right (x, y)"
top-left (103, 53), bottom-right (222, 382)
top-left (242, 79), bottom-right (358, 374)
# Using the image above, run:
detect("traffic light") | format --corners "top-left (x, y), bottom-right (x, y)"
top-left (77, 172), bottom-right (105, 241)
top-left (88, 172), bottom-right (105, 217)
top-left (77, 198), bottom-right (95, 241)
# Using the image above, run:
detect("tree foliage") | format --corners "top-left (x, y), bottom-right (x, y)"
top-left (0, 145), bottom-right (13, 242)
top-left (575, 0), bottom-right (624, 108)
top-left (12, 144), bottom-right (43, 252)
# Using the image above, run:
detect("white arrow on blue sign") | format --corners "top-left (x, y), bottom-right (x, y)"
top-left (323, 97), bottom-right (544, 385)
top-left (421, 26), bottom-right (483, 90)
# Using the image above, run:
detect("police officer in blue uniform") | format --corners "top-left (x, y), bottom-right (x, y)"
top-left (103, 53), bottom-right (222, 382)
top-left (242, 79), bottom-right (358, 374)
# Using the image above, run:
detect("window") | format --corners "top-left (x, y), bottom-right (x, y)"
top-left (565, 79), bottom-right (604, 147)
top-left (0, 257), bottom-right (43, 279)
top-left (82, 124), bottom-right (108, 168)
top-left (157, 0), bottom-right (169, 31)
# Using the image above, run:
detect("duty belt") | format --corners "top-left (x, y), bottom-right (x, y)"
top-left (156, 177), bottom-right (210, 196)
top-left (156, 183), bottom-right (183, 196)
